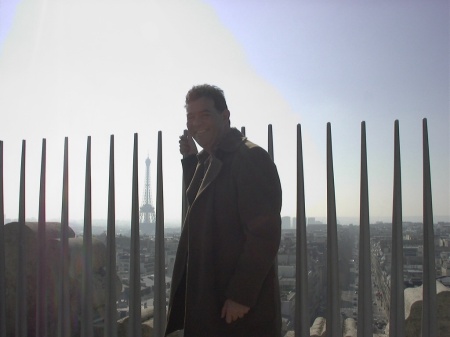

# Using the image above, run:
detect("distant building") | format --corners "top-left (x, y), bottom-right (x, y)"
top-left (442, 261), bottom-right (450, 276)
top-left (282, 216), bottom-right (292, 229)
top-left (307, 217), bottom-right (323, 225)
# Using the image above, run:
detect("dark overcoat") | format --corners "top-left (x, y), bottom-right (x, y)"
top-left (165, 128), bottom-right (282, 337)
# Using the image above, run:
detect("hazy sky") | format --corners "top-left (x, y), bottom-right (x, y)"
top-left (0, 0), bottom-right (449, 225)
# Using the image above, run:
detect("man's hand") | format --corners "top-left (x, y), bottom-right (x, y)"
top-left (221, 299), bottom-right (250, 324)
top-left (179, 130), bottom-right (198, 157)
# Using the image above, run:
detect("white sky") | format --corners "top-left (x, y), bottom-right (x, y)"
top-left (0, 0), bottom-right (449, 225)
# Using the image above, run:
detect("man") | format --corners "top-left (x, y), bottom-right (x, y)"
top-left (165, 84), bottom-right (282, 337)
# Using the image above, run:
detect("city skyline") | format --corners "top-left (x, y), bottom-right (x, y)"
top-left (0, 1), bottom-right (448, 223)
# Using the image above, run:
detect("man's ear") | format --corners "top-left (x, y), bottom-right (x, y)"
top-left (222, 109), bottom-right (230, 120)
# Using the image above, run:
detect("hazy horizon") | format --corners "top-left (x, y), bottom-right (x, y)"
top-left (5, 214), bottom-right (450, 229)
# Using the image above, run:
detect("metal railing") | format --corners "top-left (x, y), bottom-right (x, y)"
top-left (0, 119), bottom-right (438, 337)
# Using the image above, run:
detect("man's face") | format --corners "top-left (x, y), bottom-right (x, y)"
top-left (186, 97), bottom-right (229, 153)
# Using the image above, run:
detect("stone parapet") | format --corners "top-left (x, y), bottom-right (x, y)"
top-left (309, 317), bottom-right (326, 337)
top-left (342, 317), bottom-right (357, 337)
top-left (384, 281), bottom-right (450, 337)
top-left (3, 222), bottom-right (121, 337)
top-left (404, 281), bottom-right (450, 337)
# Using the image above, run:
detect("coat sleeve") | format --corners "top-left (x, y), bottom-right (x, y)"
top-left (224, 145), bottom-right (282, 307)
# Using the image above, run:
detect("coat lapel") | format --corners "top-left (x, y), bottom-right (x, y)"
top-left (196, 156), bottom-right (222, 198)
top-left (187, 128), bottom-right (244, 206)
top-left (186, 161), bottom-right (205, 205)
top-left (186, 154), bottom-right (223, 205)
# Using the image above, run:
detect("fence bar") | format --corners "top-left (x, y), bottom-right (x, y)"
top-left (16, 140), bottom-right (27, 337)
top-left (36, 139), bottom-right (47, 337)
top-left (295, 124), bottom-right (309, 337)
top-left (325, 123), bottom-right (341, 336)
top-left (105, 135), bottom-right (117, 337)
top-left (389, 120), bottom-right (405, 337)
top-left (181, 130), bottom-right (188, 224)
top-left (421, 118), bottom-right (437, 337)
top-left (268, 124), bottom-right (274, 161)
top-left (81, 136), bottom-right (94, 337)
top-left (129, 133), bottom-right (142, 337)
top-left (357, 122), bottom-right (373, 337)
top-left (58, 137), bottom-right (70, 337)
top-left (0, 141), bottom-right (5, 337)
top-left (154, 131), bottom-right (166, 337)
top-left (0, 121), bottom-right (441, 337)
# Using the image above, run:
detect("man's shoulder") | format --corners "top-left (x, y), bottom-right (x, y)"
top-left (217, 128), bottom-right (272, 162)
top-left (238, 138), bottom-right (269, 157)
top-left (231, 140), bottom-right (277, 174)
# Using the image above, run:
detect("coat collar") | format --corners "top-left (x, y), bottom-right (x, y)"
top-left (196, 127), bottom-right (245, 160)
top-left (189, 128), bottom-right (245, 203)
top-left (216, 127), bottom-right (246, 154)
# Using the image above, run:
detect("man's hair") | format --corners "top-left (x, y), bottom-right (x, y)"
top-left (185, 84), bottom-right (228, 112)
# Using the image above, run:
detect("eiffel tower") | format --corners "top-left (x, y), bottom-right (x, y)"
top-left (139, 156), bottom-right (156, 235)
